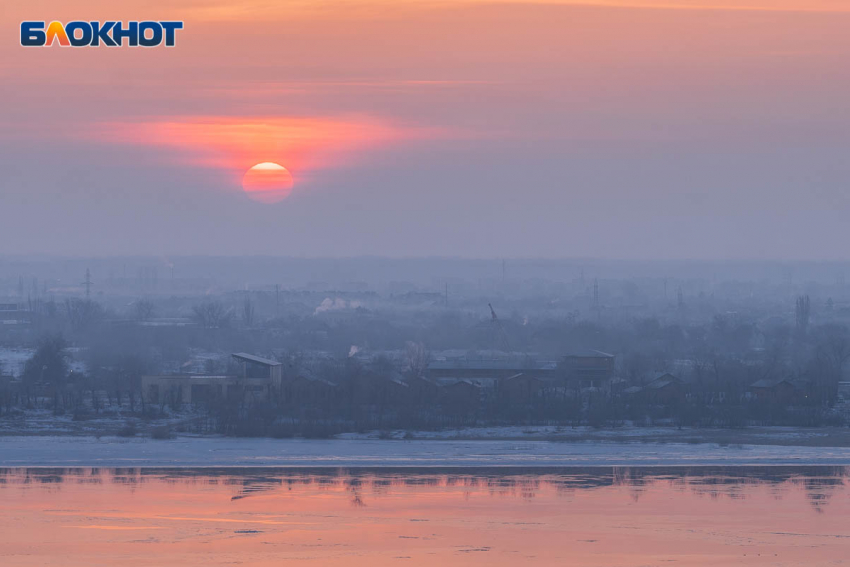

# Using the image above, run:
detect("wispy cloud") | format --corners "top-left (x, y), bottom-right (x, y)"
top-left (173, 0), bottom-right (850, 20)
top-left (563, 0), bottom-right (850, 11)
top-left (62, 525), bottom-right (165, 530)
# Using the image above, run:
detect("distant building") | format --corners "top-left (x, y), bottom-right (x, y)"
top-left (749, 378), bottom-right (806, 404)
top-left (621, 373), bottom-right (685, 404)
top-left (231, 352), bottom-right (283, 387)
top-left (280, 373), bottom-right (339, 404)
top-left (426, 349), bottom-right (615, 394)
top-left (427, 357), bottom-right (558, 381)
top-left (643, 373), bottom-right (685, 404)
top-left (406, 375), bottom-right (440, 402)
top-left (500, 373), bottom-right (546, 401)
top-left (142, 374), bottom-right (237, 405)
top-left (440, 379), bottom-right (482, 409)
top-left (836, 382), bottom-right (850, 417)
top-left (143, 353), bottom-right (281, 405)
top-left (0, 304), bottom-right (32, 326)
top-left (561, 349), bottom-right (615, 389)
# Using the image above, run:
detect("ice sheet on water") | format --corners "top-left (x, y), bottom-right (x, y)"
top-left (1, 436), bottom-right (849, 468)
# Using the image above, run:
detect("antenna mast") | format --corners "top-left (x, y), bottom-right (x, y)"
top-left (82, 268), bottom-right (94, 298)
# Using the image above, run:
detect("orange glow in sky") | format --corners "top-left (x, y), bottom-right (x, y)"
top-left (91, 115), bottom-right (452, 196)
top-left (4, 0), bottom-right (850, 255)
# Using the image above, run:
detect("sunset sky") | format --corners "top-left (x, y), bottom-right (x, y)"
top-left (3, 0), bottom-right (849, 258)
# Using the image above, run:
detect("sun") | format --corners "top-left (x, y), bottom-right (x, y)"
top-left (241, 162), bottom-right (294, 203)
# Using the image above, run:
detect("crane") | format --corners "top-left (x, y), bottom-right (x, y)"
top-left (489, 303), bottom-right (513, 353)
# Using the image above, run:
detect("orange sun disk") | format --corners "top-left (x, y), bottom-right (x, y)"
top-left (241, 162), bottom-right (294, 203)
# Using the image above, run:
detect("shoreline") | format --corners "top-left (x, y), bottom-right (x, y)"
top-left (6, 422), bottom-right (849, 447)
top-left (2, 409), bottom-right (850, 447)
top-left (3, 435), bottom-right (850, 468)
top-left (6, 421), bottom-right (850, 448)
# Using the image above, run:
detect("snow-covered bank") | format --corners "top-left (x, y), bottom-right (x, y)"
top-left (4, 412), bottom-right (850, 448)
top-left (2, 436), bottom-right (850, 467)
top-left (337, 424), bottom-right (849, 446)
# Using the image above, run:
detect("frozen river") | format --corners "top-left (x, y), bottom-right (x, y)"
top-left (1, 466), bottom-right (848, 566)
top-left (3, 435), bottom-right (850, 467)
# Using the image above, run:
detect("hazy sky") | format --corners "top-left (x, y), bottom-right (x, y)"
top-left (2, 0), bottom-right (849, 259)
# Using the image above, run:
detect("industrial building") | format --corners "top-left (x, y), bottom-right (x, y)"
top-left (426, 350), bottom-right (615, 391)
top-left (142, 352), bottom-right (282, 405)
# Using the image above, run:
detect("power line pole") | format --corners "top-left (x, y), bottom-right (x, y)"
top-left (275, 284), bottom-right (280, 318)
top-left (82, 268), bottom-right (93, 298)
top-left (489, 303), bottom-right (512, 352)
top-left (593, 278), bottom-right (600, 321)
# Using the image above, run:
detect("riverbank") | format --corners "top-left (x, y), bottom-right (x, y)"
top-left (2, 409), bottom-right (850, 448)
top-left (2, 435), bottom-right (850, 467)
top-left (339, 424), bottom-right (850, 447)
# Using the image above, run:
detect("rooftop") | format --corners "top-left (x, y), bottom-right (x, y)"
top-left (564, 349), bottom-right (614, 359)
top-left (428, 359), bottom-right (558, 371)
top-left (232, 353), bottom-right (282, 367)
top-left (145, 374), bottom-right (235, 381)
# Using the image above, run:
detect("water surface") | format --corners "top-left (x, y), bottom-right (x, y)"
top-left (1, 467), bottom-right (847, 566)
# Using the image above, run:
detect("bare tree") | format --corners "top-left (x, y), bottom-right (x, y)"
top-left (133, 299), bottom-right (156, 322)
top-left (192, 301), bottom-right (232, 329)
top-left (795, 295), bottom-right (811, 336)
top-left (23, 335), bottom-right (69, 410)
top-left (812, 324), bottom-right (850, 403)
top-left (242, 297), bottom-right (255, 328)
top-left (64, 298), bottom-right (104, 330)
top-left (404, 341), bottom-right (430, 378)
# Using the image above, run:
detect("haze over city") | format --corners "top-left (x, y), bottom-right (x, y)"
top-left (4, 3), bottom-right (850, 566)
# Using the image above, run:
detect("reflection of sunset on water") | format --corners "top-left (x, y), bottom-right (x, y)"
top-left (1, 468), bottom-right (848, 566)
